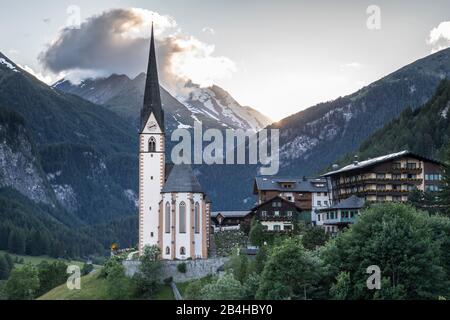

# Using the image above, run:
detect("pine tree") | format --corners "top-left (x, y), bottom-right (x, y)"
top-left (7, 229), bottom-right (26, 255)
top-left (3, 254), bottom-right (14, 272)
top-left (439, 143), bottom-right (450, 216)
top-left (0, 255), bottom-right (10, 280)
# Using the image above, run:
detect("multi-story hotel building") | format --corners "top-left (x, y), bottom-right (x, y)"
top-left (323, 150), bottom-right (444, 203)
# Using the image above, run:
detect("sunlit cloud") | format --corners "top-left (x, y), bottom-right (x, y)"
top-left (18, 64), bottom-right (55, 84)
top-left (39, 8), bottom-right (235, 91)
top-left (427, 21), bottom-right (450, 53)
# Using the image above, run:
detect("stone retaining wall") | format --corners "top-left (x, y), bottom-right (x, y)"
top-left (123, 257), bottom-right (228, 283)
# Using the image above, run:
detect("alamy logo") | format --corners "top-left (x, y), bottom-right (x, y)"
top-left (66, 265), bottom-right (81, 290)
top-left (366, 5), bottom-right (381, 30)
top-left (171, 122), bottom-right (280, 175)
top-left (366, 265), bottom-right (381, 290)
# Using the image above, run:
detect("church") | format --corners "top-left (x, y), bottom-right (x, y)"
top-left (139, 24), bottom-right (211, 260)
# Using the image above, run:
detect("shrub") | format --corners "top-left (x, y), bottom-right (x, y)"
top-left (200, 273), bottom-right (245, 300)
top-left (177, 262), bottom-right (187, 274)
top-left (81, 263), bottom-right (94, 276)
top-left (163, 277), bottom-right (173, 285)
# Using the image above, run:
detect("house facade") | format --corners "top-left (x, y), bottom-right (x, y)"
top-left (317, 195), bottom-right (365, 234)
top-left (248, 196), bottom-right (303, 232)
top-left (253, 176), bottom-right (331, 224)
top-left (211, 211), bottom-right (252, 229)
top-left (323, 151), bottom-right (444, 203)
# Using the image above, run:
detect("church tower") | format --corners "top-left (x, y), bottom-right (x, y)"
top-left (139, 24), bottom-right (165, 253)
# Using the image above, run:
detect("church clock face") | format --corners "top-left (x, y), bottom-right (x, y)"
top-left (147, 121), bottom-right (157, 131)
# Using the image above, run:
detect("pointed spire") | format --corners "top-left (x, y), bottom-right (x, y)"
top-left (141, 22), bottom-right (164, 132)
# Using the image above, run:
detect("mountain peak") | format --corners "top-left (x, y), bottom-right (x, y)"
top-left (55, 74), bottom-right (272, 132)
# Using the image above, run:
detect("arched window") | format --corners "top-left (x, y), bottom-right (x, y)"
top-left (166, 247), bottom-right (170, 255)
top-left (194, 202), bottom-right (200, 234)
top-left (165, 202), bottom-right (171, 234)
top-left (180, 247), bottom-right (186, 255)
top-left (179, 202), bottom-right (186, 233)
top-left (148, 137), bottom-right (156, 152)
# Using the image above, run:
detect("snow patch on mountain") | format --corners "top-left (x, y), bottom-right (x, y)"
top-left (180, 84), bottom-right (272, 132)
top-left (124, 189), bottom-right (138, 208)
top-left (52, 184), bottom-right (78, 213)
top-left (441, 101), bottom-right (450, 119)
top-left (0, 58), bottom-right (19, 73)
top-left (280, 135), bottom-right (319, 162)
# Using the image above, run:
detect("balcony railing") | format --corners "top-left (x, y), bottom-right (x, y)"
top-left (323, 216), bottom-right (357, 225)
top-left (336, 177), bottom-right (422, 187)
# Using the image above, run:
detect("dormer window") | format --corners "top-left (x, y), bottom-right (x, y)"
top-left (315, 183), bottom-right (325, 188)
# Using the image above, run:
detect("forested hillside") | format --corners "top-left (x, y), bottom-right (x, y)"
top-left (0, 53), bottom-right (138, 257)
top-left (336, 80), bottom-right (450, 167)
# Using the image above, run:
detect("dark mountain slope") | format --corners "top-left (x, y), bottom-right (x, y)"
top-left (0, 53), bottom-right (137, 155)
top-left (0, 52), bottom-right (138, 229)
top-left (274, 48), bottom-right (450, 176)
top-left (337, 80), bottom-right (450, 166)
top-left (206, 48), bottom-right (450, 209)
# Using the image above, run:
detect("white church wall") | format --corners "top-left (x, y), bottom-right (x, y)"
top-left (161, 193), bottom-right (173, 260)
top-left (193, 194), bottom-right (204, 259)
top-left (174, 192), bottom-right (190, 260)
top-left (139, 113), bottom-right (165, 251)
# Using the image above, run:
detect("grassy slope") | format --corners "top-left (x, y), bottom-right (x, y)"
top-left (38, 269), bottom-right (174, 300)
top-left (38, 271), bottom-right (108, 300)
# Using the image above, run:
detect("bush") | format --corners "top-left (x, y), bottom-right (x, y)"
top-left (0, 280), bottom-right (6, 300)
top-left (256, 238), bottom-right (321, 300)
top-left (98, 256), bottom-right (123, 278)
top-left (36, 261), bottom-right (67, 296)
top-left (0, 255), bottom-right (12, 280)
top-left (177, 262), bottom-right (187, 274)
top-left (200, 273), bottom-right (245, 300)
top-left (214, 230), bottom-right (248, 257)
top-left (322, 202), bottom-right (450, 299)
top-left (301, 226), bottom-right (330, 250)
top-left (225, 249), bottom-right (249, 283)
top-left (249, 219), bottom-right (265, 246)
top-left (163, 277), bottom-right (173, 285)
top-left (105, 262), bottom-right (136, 300)
top-left (5, 264), bottom-right (40, 300)
top-left (184, 276), bottom-right (215, 300)
top-left (133, 245), bottom-right (162, 299)
top-left (81, 263), bottom-right (94, 276)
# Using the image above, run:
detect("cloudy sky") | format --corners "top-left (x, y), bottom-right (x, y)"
top-left (2, 0), bottom-right (450, 120)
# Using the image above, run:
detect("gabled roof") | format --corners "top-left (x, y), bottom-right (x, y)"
top-left (161, 164), bottom-right (203, 193)
top-left (140, 24), bottom-right (164, 133)
top-left (250, 195), bottom-right (302, 212)
top-left (321, 196), bottom-right (365, 211)
top-left (323, 150), bottom-right (443, 177)
top-left (211, 211), bottom-right (250, 218)
top-left (253, 176), bottom-right (328, 194)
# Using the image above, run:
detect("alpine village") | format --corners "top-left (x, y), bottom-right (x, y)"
top-left (1, 21), bottom-right (450, 302)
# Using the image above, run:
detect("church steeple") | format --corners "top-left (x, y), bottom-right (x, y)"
top-left (141, 23), bottom-right (164, 133)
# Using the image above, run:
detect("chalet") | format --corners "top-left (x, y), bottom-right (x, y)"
top-left (317, 195), bottom-right (365, 234)
top-left (247, 196), bottom-right (306, 232)
top-left (211, 211), bottom-right (251, 229)
top-left (323, 151), bottom-right (444, 203)
top-left (253, 176), bottom-right (331, 224)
